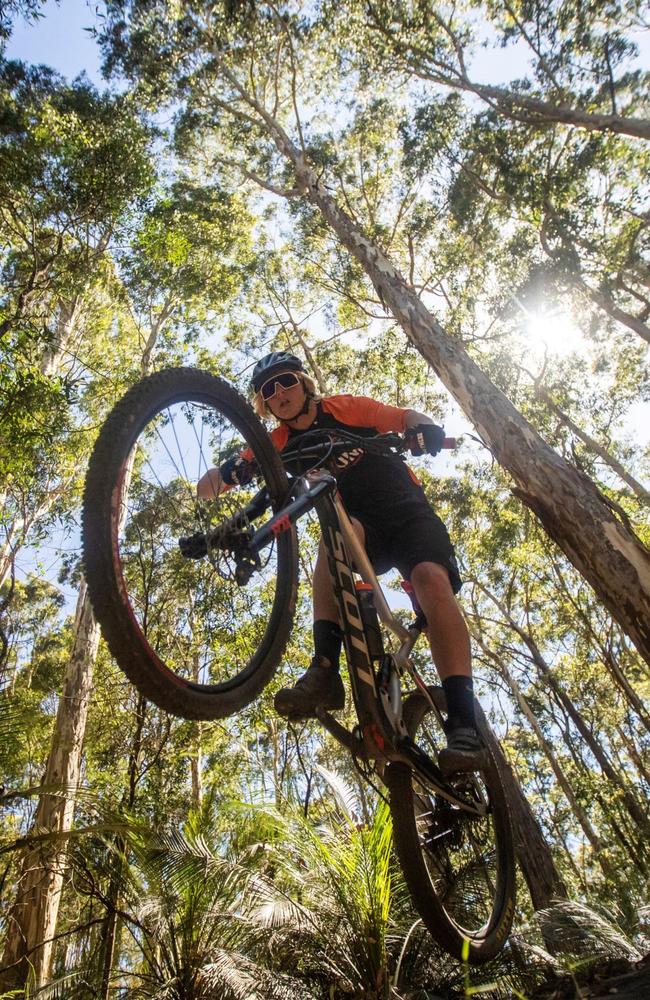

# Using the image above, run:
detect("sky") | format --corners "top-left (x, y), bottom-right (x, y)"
top-left (5, 0), bottom-right (105, 83)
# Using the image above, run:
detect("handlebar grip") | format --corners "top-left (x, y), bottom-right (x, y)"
top-left (443, 437), bottom-right (457, 450)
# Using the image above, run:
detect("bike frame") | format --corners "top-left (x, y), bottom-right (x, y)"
top-left (239, 469), bottom-right (488, 816)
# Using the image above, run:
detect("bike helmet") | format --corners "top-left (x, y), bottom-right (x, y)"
top-left (251, 351), bottom-right (305, 393)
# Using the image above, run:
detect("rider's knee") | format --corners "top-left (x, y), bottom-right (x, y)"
top-left (410, 561), bottom-right (453, 601)
top-left (349, 516), bottom-right (365, 543)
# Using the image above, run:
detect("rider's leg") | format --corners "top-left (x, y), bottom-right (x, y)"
top-left (274, 519), bottom-right (366, 718)
top-left (410, 561), bottom-right (471, 679)
top-left (409, 561), bottom-right (483, 770)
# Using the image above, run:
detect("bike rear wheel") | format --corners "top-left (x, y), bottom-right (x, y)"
top-left (387, 687), bottom-right (516, 963)
top-left (83, 367), bottom-right (298, 720)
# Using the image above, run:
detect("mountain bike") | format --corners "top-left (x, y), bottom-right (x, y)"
top-left (83, 366), bottom-right (516, 964)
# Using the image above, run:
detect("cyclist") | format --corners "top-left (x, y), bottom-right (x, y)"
top-left (197, 351), bottom-right (483, 772)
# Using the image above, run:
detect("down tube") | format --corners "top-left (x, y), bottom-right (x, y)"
top-left (316, 494), bottom-right (385, 734)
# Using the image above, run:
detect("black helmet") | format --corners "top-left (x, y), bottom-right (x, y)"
top-left (251, 351), bottom-right (305, 393)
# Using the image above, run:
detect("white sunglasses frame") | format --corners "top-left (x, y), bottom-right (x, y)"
top-left (259, 371), bottom-right (302, 401)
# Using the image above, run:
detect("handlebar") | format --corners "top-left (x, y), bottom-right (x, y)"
top-left (181, 431), bottom-right (457, 567)
top-left (280, 428), bottom-right (456, 471)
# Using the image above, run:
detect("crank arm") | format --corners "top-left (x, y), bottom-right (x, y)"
top-left (315, 709), bottom-right (372, 761)
top-left (391, 736), bottom-right (489, 816)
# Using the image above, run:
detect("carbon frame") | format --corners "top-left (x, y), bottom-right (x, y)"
top-left (316, 487), bottom-right (400, 758)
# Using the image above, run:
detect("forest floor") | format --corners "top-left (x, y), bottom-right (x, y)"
top-left (531, 952), bottom-right (650, 998)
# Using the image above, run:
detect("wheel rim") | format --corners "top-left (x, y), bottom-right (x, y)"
top-left (411, 707), bottom-right (507, 942)
top-left (109, 395), bottom-right (288, 693)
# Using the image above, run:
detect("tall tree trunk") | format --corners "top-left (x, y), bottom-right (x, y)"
top-left (363, 9), bottom-right (650, 140)
top-left (41, 296), bottom-right (83, 377)
top-left (475, 704), bottom-right (567, 909)
top-left (99, 694), bottom-right (147, 1000)
top-left (190, 651), bottom-right (203, 809)
top-left (534, 383), bottom-right (650, 503)
top-left (0, 488), bottom-right (65, 590)
top-left (471, 632), bottom-right (615, 880)
top-left (616, 724), bottom-right (650, 788)
top-left (582, 280), bottom-right (650, 345)
top-left (241, 110), bottom-right (650, 666)
top-left (550, 562), bottom-right (650, 732)
top-left (0, 580), bottom-right (99, 991)
top-left (95, 315), bottom-right (167, 995)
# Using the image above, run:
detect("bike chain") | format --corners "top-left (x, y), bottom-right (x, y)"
top-left (351, 750), bottom-right (390, 806)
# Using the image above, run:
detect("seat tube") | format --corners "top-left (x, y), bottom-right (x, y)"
top-left (332, 493), bottom-right (410, 645)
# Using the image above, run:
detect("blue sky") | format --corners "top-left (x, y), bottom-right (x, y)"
top-left (5, 0), bottom-right (104, 83)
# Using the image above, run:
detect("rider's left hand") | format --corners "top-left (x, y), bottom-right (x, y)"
top-left (179, 532), bottom-right (208, 559)
top-left (404, 423), bottom-right (446, 457)
top-left (221, 456), bottom-right (256, 486)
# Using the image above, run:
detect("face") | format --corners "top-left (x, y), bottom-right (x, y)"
top-left (262, 370), bottom-right (308, 421)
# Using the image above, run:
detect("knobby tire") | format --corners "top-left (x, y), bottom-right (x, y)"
top-left (82, 367), bottom-right (298, 720)
top-left (388, 687), bottom-right (516, 964)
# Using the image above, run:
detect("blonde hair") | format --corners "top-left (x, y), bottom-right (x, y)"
top-left (253, 373), bottom-right (320, 420)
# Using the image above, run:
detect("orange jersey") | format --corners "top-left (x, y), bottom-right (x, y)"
top-left (262, 395), bottom-right (410, 454)
top-left (240, 395), bottom-right (422, 509)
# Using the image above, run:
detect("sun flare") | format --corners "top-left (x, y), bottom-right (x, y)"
top-left (525, 310), bottom-right (584, 356)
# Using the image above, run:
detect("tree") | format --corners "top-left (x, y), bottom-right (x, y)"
top-left (97, 1), bottom-right (650, 667)
top-left (353, 0), bottom-right (650, 141)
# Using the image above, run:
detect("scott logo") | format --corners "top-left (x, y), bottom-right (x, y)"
top-left (328, 527), bottom-right (375, 690)
top-left (334, 446), bottom-right (364, 471)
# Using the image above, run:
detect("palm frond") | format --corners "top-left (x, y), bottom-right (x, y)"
top-left (315, 765), bottom-right (362, 824)
top-left (29, 969), bottom-right (90, 999)
top-left (198, 949), bottom-right (312, 999)
top-left (247, 884), bottom-right (315, 933)
top-left (534, 900), bottom-right (644, 963)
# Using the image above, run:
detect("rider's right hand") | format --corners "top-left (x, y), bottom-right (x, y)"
top-left (404, 424), bottom-right (446, 457)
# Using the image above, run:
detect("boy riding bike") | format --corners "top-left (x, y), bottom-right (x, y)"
top-left (197, 352), bottom-right (483, 773)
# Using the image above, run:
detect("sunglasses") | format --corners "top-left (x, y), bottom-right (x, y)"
top-left (260, 371), bottom-right (302, 401)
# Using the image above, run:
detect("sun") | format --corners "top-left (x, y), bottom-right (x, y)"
top-left (525, 308), bottom-right (584, 357)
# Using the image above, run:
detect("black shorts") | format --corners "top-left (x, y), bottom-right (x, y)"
top-left (354, 496), bottom-right (462, 594)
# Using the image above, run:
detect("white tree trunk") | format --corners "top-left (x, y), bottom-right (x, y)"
top-left (41, 297), bottom-right (83, 377)
top-left (0, 580), bottom-right (99, 990)
top-left (473, 633), bottom-right (614, 879)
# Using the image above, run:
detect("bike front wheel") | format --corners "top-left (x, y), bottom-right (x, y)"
top-left (83, 367), bottom-right (298, 720)
top-left (387, 687), bottom-right (516, 964)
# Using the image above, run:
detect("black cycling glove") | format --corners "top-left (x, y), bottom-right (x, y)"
top-left (220, 456), bottom-right (256, 487)
top-left (404, 423), bottom-right (445, 457)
